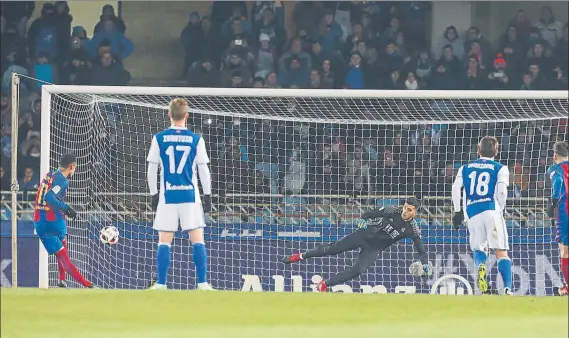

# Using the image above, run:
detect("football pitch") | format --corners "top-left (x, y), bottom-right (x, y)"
top-left (2, 289), bottom-right (568, 338)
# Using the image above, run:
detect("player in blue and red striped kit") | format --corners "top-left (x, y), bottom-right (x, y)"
top-left (547, 141), bottom-right (569, 296)
top-left (34, 153), bottom-right (96, 288)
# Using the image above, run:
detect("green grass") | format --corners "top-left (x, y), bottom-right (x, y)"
top-left (2, 289), bottom-right (568, 338)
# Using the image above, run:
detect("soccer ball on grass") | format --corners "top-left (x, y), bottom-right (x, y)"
top-left (99, 225), bottom-right (120, 245)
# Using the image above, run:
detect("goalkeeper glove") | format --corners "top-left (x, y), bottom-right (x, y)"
top-left (64, 205), bottom-right (77, 219)
top-left (452, 211), bottom-right (464, 230)
top-left (202, 195), bottom-right (212, 214)
top-left (547, 198), bottom-right (559, 218)
top-left (356, 219), bottom-right (367, 229)
top-left (423, 262), bottom-right (433, 278)
top-left (151, 193), bottom-right (159, 212)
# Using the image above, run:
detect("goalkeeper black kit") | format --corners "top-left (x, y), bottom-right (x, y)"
top-left (291, 205), bottom-right (428, 288)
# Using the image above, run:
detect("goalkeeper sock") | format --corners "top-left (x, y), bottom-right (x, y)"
top-left (497, 257), bottom-right (513, 290)
top-left (156, 244), bottom-right (171, 285)
top-left (57, 239), bottom-right (68, 281)
top-left (192, 242), bottom-right (207, 284)
top-left (473, 250), bottom-right (487, 267)
top-left (561, 257), bottom-right (569, 284)
top-left (55, 247), bottom-right (92, 287)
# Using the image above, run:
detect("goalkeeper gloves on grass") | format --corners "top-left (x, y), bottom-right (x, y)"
top-left (63, 205), bottom-right (77, 219)
top-left (151, 193), bottom-right (159, 212)
top-left (452, 211), bottom-right (464, 230)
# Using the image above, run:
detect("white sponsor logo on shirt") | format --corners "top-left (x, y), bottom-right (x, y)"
top-left (165, 182), bottom-right (193, 191)
top-left (52, 185), bottom-right (61, 194)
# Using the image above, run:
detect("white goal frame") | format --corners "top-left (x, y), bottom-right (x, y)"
top-left (34, 85), bottom-right (568, 289)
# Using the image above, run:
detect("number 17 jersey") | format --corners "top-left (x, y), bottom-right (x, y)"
top-left (147, 126), bottom-right (209, 204)
top-left (460, 158), bottom-right (509, 218)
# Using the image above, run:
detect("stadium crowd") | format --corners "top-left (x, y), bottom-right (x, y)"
top-left (0, 1), bottom-right (567, 199)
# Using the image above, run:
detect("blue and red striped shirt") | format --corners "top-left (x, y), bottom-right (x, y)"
top-left (34, 170), bottom-right (69, 222)
top-left (548, 161), bottom-right (569, 225)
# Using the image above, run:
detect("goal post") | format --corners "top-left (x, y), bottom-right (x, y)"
top-left (37, 84), bottom-right (568, 294)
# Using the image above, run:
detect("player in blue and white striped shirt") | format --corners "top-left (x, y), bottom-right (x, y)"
top-left (452, 136), bottom-right (513, 295)
top-left (147, 98), bottom-right (214, 291)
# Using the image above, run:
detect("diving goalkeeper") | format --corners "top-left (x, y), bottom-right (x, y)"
top-left (282, 197), bottom-right (431, 292)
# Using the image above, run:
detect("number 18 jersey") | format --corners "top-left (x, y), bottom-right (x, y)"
top-left (459, 158), bottom-right (509, 218)
top-left (147, 126), bottom-right (209, 204)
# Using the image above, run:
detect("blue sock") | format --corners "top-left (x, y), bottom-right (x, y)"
top-left (473, 250), bottom-right (488, 267)
top-left (192, 243), bottom-right (207, 284)
top-left (497, 257), bottom-right (513, 290)
top-left (156, 244), bottom-right (171, 285)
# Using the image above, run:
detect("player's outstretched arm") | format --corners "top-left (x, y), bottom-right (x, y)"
top-left (361, 205), bottom-right (400, 219)
top-left (451, 166), bottom-right (464, 228)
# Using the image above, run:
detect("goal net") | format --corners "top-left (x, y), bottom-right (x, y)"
top-left (40, 87), bottom-right (568, 295)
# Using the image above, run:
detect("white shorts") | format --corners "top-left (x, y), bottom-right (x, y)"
top-left (153, 202), bottom-right (206, 232)
top-left (467, 210), bottom-right (509, 251)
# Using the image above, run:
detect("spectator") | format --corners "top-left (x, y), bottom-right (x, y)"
top-left (1, 1), bottom-right (34, 37)
top-left (526, 61), bottom-right (547, 89)
top-left (432, 44), bottom-right (461, 90)
top-left (487, 53), bottom-right (513, 90)
top-left (466, 40), bottom-right (491, 71)
top-left (253, 33), bottom-right (277, 79)
top-left (93, 4), bottom-right (126, 35)
top-left (188, 59), bottom-right (220, 88)
top-left (405, 50), bottom-right (432, 88)
top-left (316, 9), bottom-right (343, 53)
top-left (551, 66), bottom-right (568, 89)
top-left (292, 1), bottom-right (325, 39)
top-left (279, 56), bottom-right (309, 88)
top-left (344, 22), bottom-right (365, 59)
top-left (0, 166), bottom-right (10, 191)
top-left (379, 16), bottom-right (401, 46)
top-left (464, 27), bottom-right (492, 61)
top-left (252, 77), bottom-right (264, 88)
top-left (264, 71), bottom-right (280, 88)
top-left (510, 9), bottom-right (532, 39)
top-left (222, 36), bottom-right (255, 67)
top-left (54, 1), bottom-right (73, 53)
top-left (19, 167), bottom-right (39, 192)
top-left (30, 51), bottom-right (58, 89)
top-left (436, 25), bottom-right (465, 61)
top-left (527, 40), bottom-right (556, 74)
top-left (359, 13), bottom-right (377, 46)
top-left (308, 69), bottom-right (321, 89)
top-left (498, 25), bottom-right (527, 73)
top-left (394, 31), bottom-right (410, 61)
top-left (60, 49), bottom-right (90, 85)
top-left (320, 59), bottom-right (336, 89)
top-left (221, 13), bottom-right (253, 50)
top-left (344, 52), bottom-right (365, 89)
top-left (278, 38), bottom-right (311, 75)
top-left (88, 19), bottom-right (134, 62)
top-left (20, 144), bottom-right (40, 174)
top-left (555, 23), bottom-right (568, 72)
top-left (282, 156), bottom-right (306, 195)
top-left (27, 3), bottom-right (68, 61)
top-left (221, 49), bottom-right (252, 87)
top-left (252, 0), bottom-right (286, 51)
top-left (378, 41), bottom-right (404, 78)
top-left (461, 55), bottom-right (486, 90)
top-left (199, 16), bottom-right (220, 64)
top-left (180, 12), bottom-right (206, 77)
top-left (211, 1), bottom-right (247, 30)
top-left (404, 72), bottom-right (419, 90)
top-left (1, 24), bottom-right (27, 73)
top-left (535, 6), bottom-right (564, 48)
top-left (312, 41), bottom-right (343, 76)
top-left (90, 52), bottom-right (131, 86)
top-left (380, 69), bottom-right (403, 89)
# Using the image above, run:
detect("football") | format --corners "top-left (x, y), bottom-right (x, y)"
top-left (100, 225), bottom-right (120, 245)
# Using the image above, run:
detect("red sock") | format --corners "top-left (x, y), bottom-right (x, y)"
top-left (561, 257), bottom-right (569, 284)
top-left (55, 248), bottom-right (92, 287)
top-left (57, 239), bottom-right (67, 281)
